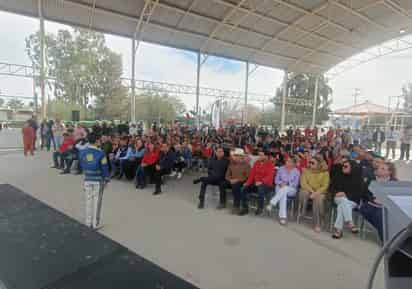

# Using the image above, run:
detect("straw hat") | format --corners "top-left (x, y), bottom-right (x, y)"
top-left (231, 148), bottom-right (245, 156)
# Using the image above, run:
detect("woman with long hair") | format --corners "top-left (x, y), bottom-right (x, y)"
top-left (136, 142), bottom-right (159, 189)
top-left (299, 155), bottom-right (330, 232)
top-left (267, 157), bottom-right (300, 225)
top-left (330, 160), bottom-right (363, 239)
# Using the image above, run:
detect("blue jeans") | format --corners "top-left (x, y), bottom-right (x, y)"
top-left (360, 202), bottom-right (383, 241)
top-left (136, 165), bottom-right (145, 186)
top-left (54, 135), bottom-right (63, 149)
top-left (241, 184), bottom-right (272, 210)
top-left (334, 197), bottom-right (357, 230)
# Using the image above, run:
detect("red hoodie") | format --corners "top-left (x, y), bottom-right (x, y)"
top-left (59, 137), bottom-right (75, 153)
top-left (202, 147), bottom-right (213, 158)
top-left (245, 160), bottom-right (276, 187)
top-left (142, 149), bottom-right (160, 166)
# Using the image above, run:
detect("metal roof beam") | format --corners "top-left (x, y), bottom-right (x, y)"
top-left (200, 0), bottom-right (249, 52)
top-left (214, 0), bottom-right (367, 55)
top-left (134, 0), bottom-right (159, 40)
top-left (248, 1), bottom-right (330, 61)
top-left (156, 0), bottom-right (344, 61)
top-left (51, 0), bottom-right (327, 70)
top-left (287, 1), bottom-right (385, 58)
top-left (289, 0), bottom-right (397, 71)
top-left (269, 0), bottom-right (353, 34)
top-left (330, 0), bottom-right (386, 30)
top-left (330, 0), bottom-right (412, 46)
top-left (147, 20), bottom-right (327, 70)
top-left (384, 0), bottom-right (412, 22)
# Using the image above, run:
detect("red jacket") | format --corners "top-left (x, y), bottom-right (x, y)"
top-left (245, 160), bottom-right (276, 187)
top-left (59, 137), bottom-right (75, 153)
top-left (142, 150), bottom-right (160, 166)
top-left (202, 147), bottom-right (213, 158)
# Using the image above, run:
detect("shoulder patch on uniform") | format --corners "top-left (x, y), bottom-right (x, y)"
top-left (101, 157), bottom-right (108, 165)
top-left (86, 154), bottom-right (94, 161)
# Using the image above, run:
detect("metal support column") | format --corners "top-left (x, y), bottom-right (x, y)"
top-left (38, 0), bottom-right (46, 119)
top-left (312, 76), bottom-right (320, 128)
top-left (195, 51), bottom-right (201, 129)
top-left (32, 66), bottom-right (38, 119)
top-left (131, 38), bottom-right (137, 123)
top-left (243, 61), bottom-right (249, 125)
top-left (280, 70), bottom-right (288, 131)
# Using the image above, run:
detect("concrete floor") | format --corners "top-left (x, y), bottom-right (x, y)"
top-left (1, 150), bottom-right (406, 289)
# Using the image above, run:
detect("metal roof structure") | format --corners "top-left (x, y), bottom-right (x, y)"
top-left (1, 0), bottom-right (412, 75)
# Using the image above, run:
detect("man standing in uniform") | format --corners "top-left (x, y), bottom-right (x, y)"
top-left (79, 133), bottom-right (110, 230)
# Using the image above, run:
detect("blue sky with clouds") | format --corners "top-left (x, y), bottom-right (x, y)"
top-left (1, 10), bottom-right (412, 112)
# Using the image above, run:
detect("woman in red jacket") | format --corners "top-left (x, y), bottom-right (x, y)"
top-left (240, 150), bottom-right (276, 216)
top-left (22, 120), bottom-right (35, 156)
top-left (136, 142), bottom-right (159, 189)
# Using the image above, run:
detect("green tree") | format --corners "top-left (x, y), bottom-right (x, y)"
top-left (26, 28), bottom-right (128, 120)
top-left (271, 73), bottom-right (332, 127)
top-left (7, 99), bottom-right (25, 110)
top-left (135, 93), bottom-right (186, 126)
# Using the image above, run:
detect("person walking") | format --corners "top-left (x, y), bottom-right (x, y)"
top-left (385, 126), bottom-right (398, 160)
top-left (79, 133), bottom-right (110, 230)
top-left (22, 120), bottom-right (35, 156)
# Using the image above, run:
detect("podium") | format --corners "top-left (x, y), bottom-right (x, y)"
top-left (370, 181), bottom-right (412, 289)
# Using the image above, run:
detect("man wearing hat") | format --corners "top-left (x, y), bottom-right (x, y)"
top-left (225, 148), bottom-right (251, 214)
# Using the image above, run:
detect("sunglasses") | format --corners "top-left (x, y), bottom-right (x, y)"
top-left (343, 164), bottom-right (350, 169)
top-left (309, 161), bottom-right (317, 165)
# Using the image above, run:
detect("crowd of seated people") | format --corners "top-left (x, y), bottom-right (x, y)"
top-left (45, 121), bottom-right (399, 241)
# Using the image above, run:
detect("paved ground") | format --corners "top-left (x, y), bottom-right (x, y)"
top-left (2, 151), bottom-right (408, 289)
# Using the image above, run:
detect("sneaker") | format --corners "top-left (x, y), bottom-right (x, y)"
top-left (60, 171), bottom-right (70, 175)
top-left (153, 190), bottom-right (162, 195)
top-left (279, 219), bottom-right (287, 226)
top-left (169, 171), bottom-right (177, 177)
top-left (197, 202), bottom-right (204, 209)
top-left (177, 172), bottom-right (182, 179)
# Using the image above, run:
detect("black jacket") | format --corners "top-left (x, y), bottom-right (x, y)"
top-left (158, 150), bottom-right (176, 170)
top-left (330, 160), bottom-right (364, 204)
top-left (207, 157), bottom-right (229, 181)
top-left (373, 130), bottom-right (385, 143)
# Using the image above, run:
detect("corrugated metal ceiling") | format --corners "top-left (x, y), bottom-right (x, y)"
top-left (0, 0), bottom-right (411, 74)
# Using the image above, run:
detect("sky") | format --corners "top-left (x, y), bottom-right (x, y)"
top-left (1, 10), bottom-right (412, 112)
